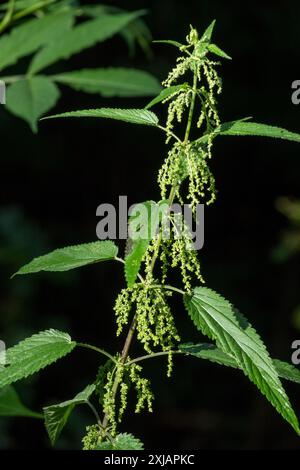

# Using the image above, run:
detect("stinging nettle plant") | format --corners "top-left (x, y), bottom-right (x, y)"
top-left (2, 21), bottom-right (300, 450)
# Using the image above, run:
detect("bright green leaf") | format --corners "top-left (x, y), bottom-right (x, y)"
top-left (208, 43), bottom-right (232, 60)
top-left (0, 386), bottom-right (43, 418)
top-left (12, 240), bottom-right (118, 276)
top-left (42, 108), bottom-right (159, 127)
top-left (200, 20), bottom-right (216, 42)
top-left (218, 121), bottom-right (300, 143)
top-left (53, 68), bottom-right (161, 97)
top-left (0, 330), bottom-right (76, 388)
top-left (44, 384), bottom-right (95, 445)
top-left (29, 11), bottom-right (144, 74)
top-left (153, 39), bottom-right (184, 48)
top-left (184, 287), bottom-right (300, 435)
top-left (96, 433), bottom-right (144, 450)
top-left (125, 201), bottom-right (167, 286)
top-left (145, 84), bottom-right (188, 109)
top-left (0, 9), bottom-right (74, 71)
top-left (6, 76), bottom-right (60, 132)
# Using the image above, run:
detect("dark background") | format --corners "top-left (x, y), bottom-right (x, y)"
top-left (0, 0), bottom-right (300, 450)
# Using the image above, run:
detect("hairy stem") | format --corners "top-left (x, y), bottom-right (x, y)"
top-left (101, 65), bottom-right (198, 435)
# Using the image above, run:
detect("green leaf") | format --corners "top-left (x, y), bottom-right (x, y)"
top-left (42, 108), bottom-right (159, 127)
top-left (200, 20), bottom-right (216, 42)
top-left (184, 287), bottom-right (300, 434)
top-left (0, 330), bottom-right (76, 388)
top-left (53, 68), bottom-right (161, 97)
top-left (29, 11), bottom-right (143, 74)
top-left (153, 39), bottom-right (184, 48)
top-left (145, 84), bottom-right (188, 109)
top-left (218, 121), bottom-right (300, 143)
top-left (273, 360), bottom-right (300, 385)
top-left (6, 76), bottom-right (60, 132)
top-left (208, 43), bottom-right (231, 60)
top-left (97, 433), bottom-right (144, 450)
top-left (0, 10), bottom-right (74, 71)
top-left (180, 343), bottom-right (300, 385)
top-left (0, 386), bottom-right (43, 418)
top-left (12, 240), bottom-right (118, 276)
top-left (125, 201), bottom-right (167, 287)
top-left (44, 384), bottom-right (95, 445)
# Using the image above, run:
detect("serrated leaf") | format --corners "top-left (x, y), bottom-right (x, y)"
top-left (0, 386), bottom-right (43, 418)
top-left (0, 10), bottom-right (74, 71)
top-left (42, 108), bottom-right (159, 127)
top-left (184, 287), bottom-right (300, 434)
top-left (125, 200), bottom-right (167, 286)
top-left (29, 11), bottom-right (143, 74)
top-left (145, 84), bottom-right (188, 109)
top-left (180, 343), bottom-right (300, 384)
top-left (12, 240), bottom-right (118, 276)
top-left (218, 121), bottom-right (300, 143)
top-left (53, 68), bottom-right (161, 97)
top-left (273, 360), bottom-right (300, 385)
top-left (44, 384), bottom-right (95, 445)
top-left (153, 39), bottom-right (184, 48)
top-left (208, 43), bottom-right (231, 60)
top-left (6, 76), bottom-right (60, 132)
top-left (200, 20), bottom-right (216, 42)
top-left (97, 433), bottom-right (144, 450)
top-left (0, 330), bottom-right (76, 388)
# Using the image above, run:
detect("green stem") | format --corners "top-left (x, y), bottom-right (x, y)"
top-left (0, 75), bottom-right (26, 83)
top-left (77, 343), bottom-right (117, 364)
top-left (101, 65), bottom-right (198, 435)
top-left (12, 0), bottom-right (56, 21)
top-left (128, 350), bottom-right (182, 366)
top-left (0, 0), bottom-right (15, 34)
top-left (139, 283), bottom-right (185, 296)
top-left (184, 71), bottom-right (198, 144)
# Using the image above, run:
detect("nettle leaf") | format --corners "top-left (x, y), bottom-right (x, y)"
top-left (180, 343), bottom-right (300, 384)
top-left (97, 433), bottom-right (144, 450)
top-left (0, 10), bottom-right (74, 71)
top-left (153, 39), bottom-right (184, 49)
top-left (12, 240), bottom-right (118, 276)
top-left (184, 287), bottom-right (300, 434)
top-left (273, 360), bottom-right (300, 385)
top-left (0, 330), bottom-right (76, 388)
top-left (53, 68), bottom-right (161, 97)
top-left (29, 11), bottom-right (143, 74)
top-left (208, 43), bottom-right (231, 60)
top-left (200, 19), bottom-right (216, 42)
top-left (218, 121), bottom-right (300, 143)
top-left (43, 108), bottom-right (159, 127)
top-left (44, 384), bottom-right (95, 445)
top-left (0, 386), bottom-right (42, 418)
top-left (145, 84), bottom-right (188, 109)
top-left (6, 76), bottom-right (60, 132)
top-left (125, 200), bottom-right (168, 287)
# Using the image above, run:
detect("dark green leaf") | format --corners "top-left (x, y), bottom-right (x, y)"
top-left (53, 68), bottom-right (161, 97)
top-left (44, 384), bottom-right (95, 445)
top-left (0, 10), bottom-right (74, 71)
top-left (184, 287), bottom-right (300, 434)
top-left (6, 76), bottom-right (60, 132)
top-left (29, 11), bottom-right (144, 74)
top-left (218, 121), bottom-right (300, 143)
top-left (0, 330), bottom-right (76, 388)
top-left (0, 386), bottom-right (42, 418)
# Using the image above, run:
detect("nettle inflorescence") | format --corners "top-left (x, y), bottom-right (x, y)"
top-left (98, 24), bottom-right (226, 442)
top-left (8, 20), bottom-right (300, 451)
